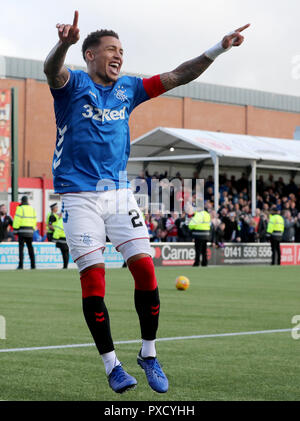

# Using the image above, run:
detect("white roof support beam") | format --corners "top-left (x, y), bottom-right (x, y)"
top-left (251, 160), bottom-right (257, 217)
top-left (256, 164), bottom-right (300, 172)
top-left (211, 153), bottom-right (219, 213)
top-left (128, 154), bottom-right (212, 162)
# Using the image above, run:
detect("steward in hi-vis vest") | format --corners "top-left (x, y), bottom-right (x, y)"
top-left (52, 215), bottom-right (69, 269)
top-left (188, 210), bottom-right (211, 267)
top-left (46, 203), bottom-right (59, 242)
top-left (267, 206), bottom-right (284, 265)
top-left (13, 196), bottom-right (37, 269)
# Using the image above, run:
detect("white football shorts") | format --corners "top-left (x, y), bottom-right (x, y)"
top-left (61, 189), bottom-right (151, 271)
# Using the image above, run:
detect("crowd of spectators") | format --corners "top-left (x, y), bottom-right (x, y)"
top-left (1, 171), bottom-right (300, 245)
top-left (136, 170), bottom-right (300, 245)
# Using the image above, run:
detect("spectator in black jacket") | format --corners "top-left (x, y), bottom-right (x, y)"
top-left (220, 209), bottom-right (240, 242)
top-left (175, 212), bottom-right (192, 242)
top-left (295, 212), bottom-right (300, 242)
top-left (283, 210), bottom-right (296, 242)
top-left (257, 212), bottom-right (268, 242)
top-left (0, 204), bottom-right (13, 242)
top-left (214, 222), bottom-right (225, 247)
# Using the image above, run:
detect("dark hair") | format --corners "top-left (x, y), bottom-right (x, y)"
top-left (82, 30), bottom-right (119, 62)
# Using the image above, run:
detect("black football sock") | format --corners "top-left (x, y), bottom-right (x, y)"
top-left (82, 296), bottom-right (114, 355)
top-left (134, 287), bottom-right (160, 340)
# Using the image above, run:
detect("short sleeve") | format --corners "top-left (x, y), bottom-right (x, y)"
top-left (48, 215), bottom-right (57, 224)
top-left (130, 77), bottom-right (150, 111)
top-left (130, 75), bottom-right (166, 112)
top-left (50, 68), bottom-right (82, 99)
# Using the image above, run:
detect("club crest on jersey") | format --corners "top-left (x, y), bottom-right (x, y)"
top-left (114, 86), bottom-right (127, 102)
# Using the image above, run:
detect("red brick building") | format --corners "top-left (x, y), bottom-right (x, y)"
top-left (1, 56), bottom-right (300, 180)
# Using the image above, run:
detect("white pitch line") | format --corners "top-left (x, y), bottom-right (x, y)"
top-left (0, 328), bottom-right (298, 353)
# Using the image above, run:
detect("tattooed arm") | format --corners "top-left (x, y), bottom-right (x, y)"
top-left (160, 23), bottom-right (250, 92)
top-left (160, 54), bottom-right (213, 91)
top-left (44, 11), bottom-right (80, 88)
top-left (44, 42), bottom-right (72, 88)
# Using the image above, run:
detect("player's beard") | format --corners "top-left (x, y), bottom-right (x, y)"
top-left (96, 70), bottom-right (118, 85)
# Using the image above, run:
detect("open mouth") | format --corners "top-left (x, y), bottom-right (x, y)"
top-left (108, 62), bottom-right (120, 76)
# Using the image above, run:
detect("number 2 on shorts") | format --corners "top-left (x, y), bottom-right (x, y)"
top-left (129, 209), bottom-right (143, 228)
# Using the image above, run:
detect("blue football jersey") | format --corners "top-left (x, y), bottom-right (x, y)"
top-left (50, 69), bottom-right (150, 193)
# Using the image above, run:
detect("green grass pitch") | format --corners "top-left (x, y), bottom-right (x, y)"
top-left (0, 265), bottom-right (300, 401)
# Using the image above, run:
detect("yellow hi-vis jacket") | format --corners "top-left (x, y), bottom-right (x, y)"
top-left (52, 217), bottom-right (67, 243)
top-left (188, 211), bottom-right (211, 232)
top-left (46, 212), bottom-right (59, 233)
top-left (267, 214), bottom-right (284, 236)
top-left (13, 204), bottom-right (37, 236)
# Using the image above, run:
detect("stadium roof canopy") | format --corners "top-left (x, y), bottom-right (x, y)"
top-left (129, 127), bottom-right (300, 214)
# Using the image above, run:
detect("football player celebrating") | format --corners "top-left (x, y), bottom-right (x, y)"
top-left (44, 11), bottom-right (249, 394)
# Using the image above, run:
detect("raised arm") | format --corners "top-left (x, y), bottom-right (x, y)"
top-left (44, 10), bottom-right (80, 89)
top-left (160, 24), bottom-right (250, 92)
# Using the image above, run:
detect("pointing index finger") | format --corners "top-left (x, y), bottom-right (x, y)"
top-left (235, 23), bottom-right (250, 33)
top-left (73, 10), bottom-right (79, 27)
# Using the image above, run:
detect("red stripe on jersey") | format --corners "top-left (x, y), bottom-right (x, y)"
top-left (143, 75), bottom-right (166, 98)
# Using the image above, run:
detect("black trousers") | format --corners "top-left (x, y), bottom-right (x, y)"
top-left (270, 237), bottom-right (281, 265)
top-left (56, 242), bottom-right (69, 269)
top-left (47, 232), bottom-right (53, 242)
top-left (18, 235), bottom-right (35, 269)
top-left (194, 237), bottom-right (208, 267)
